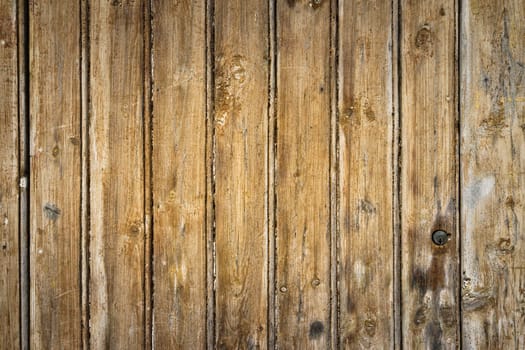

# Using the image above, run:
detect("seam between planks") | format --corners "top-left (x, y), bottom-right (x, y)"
top-left (330, 0), bottom-right (340, 348)
top-left (456, 0), bottom-right (462, 346)
top-left (267, 0), bottom-right (277, 348)
top-left (18, 0), bottom-right (30, 348)
top-left (392, 0), bottom-right (403, 349)
top-left (143, 0), bottom-right (154, 347)
top-left (272, 0), bottom-right (279, 347)
top-left (80, 0), bottom-right (91, 348)
top-left (205, 0), bottom-right (217, 348)
top-left (391, 0), bottom-right (401, 348)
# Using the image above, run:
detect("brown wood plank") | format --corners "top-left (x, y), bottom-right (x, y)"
top-left (29, 1), bottom-right (82, 348)
top-left (89, 0), bottom-right (145, 348)
top-left (0, 0), bottom-right (20, 347)
top-left (80, 0), bottom-right (89, 348)
top-left (400, 0), bottom-right (459, 348)
top-left (151, 0), bottom-right (207, 348)
top-left (213, 0), bottom-right (269, 348)
top-left (461, 1), bottom-right (525, 348)
top-left (275, 1), bottom-right (332, 348)
top-left (337, 0), bottom-right (395, 347)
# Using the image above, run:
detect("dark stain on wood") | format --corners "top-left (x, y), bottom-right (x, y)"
top-left (43, 203), bottom-right (61, 221)
top-left (309, 321), bottom-right (324, 339)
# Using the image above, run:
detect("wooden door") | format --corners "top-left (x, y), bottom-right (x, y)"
top-left (1, 0), bottom-right (524, 348)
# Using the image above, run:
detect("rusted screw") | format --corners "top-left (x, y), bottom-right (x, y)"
top-left (432, 230), bottom-right (449, 246)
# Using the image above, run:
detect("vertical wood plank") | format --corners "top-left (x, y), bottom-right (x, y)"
top-left (400, 0), bottom-right (459, 348)
top-left (337, 0), bottom-right (395, 347)
top-left (29, 1), bottom-right (81, 348)
top-left (89, 0), bottom-right (144, 348)
top-left (275, 0), bottom-right (332, 348)
top-left (80, 0), bottom-right (89, 348)
top-left (213, 0), bottom-right (269, 348)
top-left (142, 0), bottom-right (152, 348)
top-left (461, 0), bottom-right (525, 348)
top-left (0, 0), bottom-right (20, 347)
top-left (151, 0), bottom-right (207, 348)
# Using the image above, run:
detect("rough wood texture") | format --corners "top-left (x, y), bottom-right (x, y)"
top-left (29, 1), bottom-right (82, 348)
top-left (275, 0), bottom-right (332, 348)
top-left (10, 1), bottom-right (525, 347)
top-left (337, 0), bottom-right (394, 347)
top-left (461, 0), bottom-right (525, 348)
top-left (89, 0), bottom-right (144, 348)
top-left (214, 0), bottom-right (269, 348)
top-left (151, 0), bottom-right (207, 348)
top-left (400, 0), bottom-right (459, 348)
top-left (0, 0), bottom-right (19, 348)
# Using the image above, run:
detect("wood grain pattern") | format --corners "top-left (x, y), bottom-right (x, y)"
top-left (213, 0), bottom-right (269, 348)
top-left (461, 0), bottom-right (525, 348)
top-left (337, 0), bottom-right (394, 347)
top-left (89, 0), bottom-right (144, 348)
top-left (9, 2), bottom-right (525, 347)
top-left (400, 0), bottom-right (459, 348)
top-left (0, 0), bottom-right (19, 348)
top-left (151, 0), bottom-right (207, 348)
top-left (275, 0), bottom-right (332, 348)
top-left (29, 1), bottom-right (82, 348)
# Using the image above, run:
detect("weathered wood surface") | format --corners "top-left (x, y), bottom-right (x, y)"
top-left (400, 0), bottom-right (459, 348)
top-left (338, 0), bottom-right (395, 348)
top-left (461, 0), bottom-right (525, 348)
top-left (6, 0), bottom-right (525, 348)
top-left (29, 0), bottom-right (82, 348)
top-left (0, 0), bottom-right (19, 348)
top-left (275, 1), bottom-right (332, 348)
top-left (151, 0), bottom-right (207, 348)
top-left (213, 0), bottom-right (269, 348)
top-left (89, 0), bottom-right (145, 348)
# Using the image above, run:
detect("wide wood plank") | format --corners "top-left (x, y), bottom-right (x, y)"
top-left (337, 0), bottom-right (394, 347)
top-left (29, 1), bottom-right (82, 348)
top-left (400, 0), bottom-right (459, 348)
top-left (151, 0), bottom-right (207, 348)
top-left (461, 0), bottom-right (525, 348)
top-left (89, 0), bottom-right (145, 348)
top-left (275, 0), bottom-right (332, 348)
top-left (0, 0), bottom-right (20, 347)
top-left (213, 0), bottom-right (269, 348)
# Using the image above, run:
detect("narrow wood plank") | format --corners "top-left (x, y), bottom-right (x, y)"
top-left (151, 0), bottom-right (207, 348)
top-left (400, 0), bottom-right (459, 348)
top-left (461, 1), bottom-right (525, 348)
top-left (392, 0), bottom-right (401, 347)
top-left (80, 0), bottom-right (89, 348)
top-left (89, 0), bottom-right (144, 348)
top-left (213, 0), bottom-right (269, 348)
top-left (337, 0), bottom-right (394, 347)
top-left (18, 0), bottom-right (30, 347)
top-left (29, 1), bottom-right (81, 348)
top-left (142, 1), bottom-right (152, 348)
top-left (206, 0), bottom-right (216, 347)
top-left (275, 0), bottom-right (332, 348)
top-left (0, 0), bottom-right (20, 347)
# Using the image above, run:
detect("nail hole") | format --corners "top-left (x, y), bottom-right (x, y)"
top-left (432, 230), bottom-right (449, 246)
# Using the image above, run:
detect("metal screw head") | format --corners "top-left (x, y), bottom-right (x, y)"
top-left (432, 230), bottom-right (449, 246)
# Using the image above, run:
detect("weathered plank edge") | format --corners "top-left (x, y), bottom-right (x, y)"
top-left (18, 0), bottom-right (29, 348)
top-left (268, 0), bottom-right (277, 348)
top-left (143, 0), bottom-right (153, 347)
top-left (80, 0), bottom-right (90, 348)
top-left (330, 0), bottom-right (339, 348)
top-left (454, 0), bottom-right (462, 345)
top-left (392, 0), bottom-right (401, 348)
top-left (206, 0), bottom-right (216, 348)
